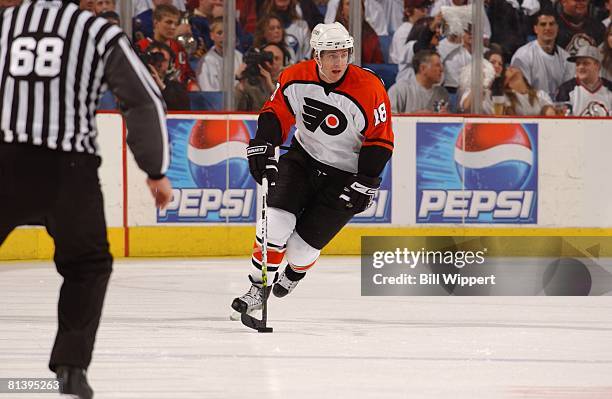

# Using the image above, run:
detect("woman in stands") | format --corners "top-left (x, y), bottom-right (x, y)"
top-left (485, 44), bottom-right (505, 78)
top-left (261, 0), bottom-right (312, 61)
top-left (461, 65), bottom-right (555, 115)
top-left (335, 0), bottom-right (384, 64)
top-left (254, 13), bottom-right (299, 63)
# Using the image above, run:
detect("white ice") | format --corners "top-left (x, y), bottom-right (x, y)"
top-left (1, 257), bottom-right (612, 399)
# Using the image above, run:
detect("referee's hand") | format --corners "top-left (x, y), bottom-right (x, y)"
top-left (146, 177), bottom-right (173, 209)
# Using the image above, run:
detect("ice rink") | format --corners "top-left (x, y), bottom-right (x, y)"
top-left (1, 257), bottom-right (612, 398)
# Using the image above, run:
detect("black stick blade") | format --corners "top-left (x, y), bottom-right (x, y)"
top-left (240, 313), bottom-right (274, 333)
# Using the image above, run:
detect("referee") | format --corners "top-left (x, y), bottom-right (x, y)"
top-left (0, 1), bottom-right (172, 398)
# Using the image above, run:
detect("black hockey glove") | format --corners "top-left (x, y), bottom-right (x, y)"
top-left (246, 138), bottom-right (278, 185)
top-left (338, 174), bottom-right (381, 214)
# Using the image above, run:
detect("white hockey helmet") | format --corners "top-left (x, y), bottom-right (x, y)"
top-left (309, 22), bottom-right (354, 59)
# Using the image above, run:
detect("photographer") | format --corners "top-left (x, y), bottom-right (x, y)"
top-left (145, 41), bottom-right (191, 110)
top-left (234, 43), bottom-right (288, 111)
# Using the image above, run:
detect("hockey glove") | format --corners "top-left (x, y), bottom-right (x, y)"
top-left (246, 138), bottom-right (278, 185)
top-left (338, 174), bottom-right (381, 214)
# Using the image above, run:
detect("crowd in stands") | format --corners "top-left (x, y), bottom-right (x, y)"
top-left (56, 0), bottom-right (612, 116)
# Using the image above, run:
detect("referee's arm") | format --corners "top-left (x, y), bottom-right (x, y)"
top-left (103, 35), bottom-right (170, 180)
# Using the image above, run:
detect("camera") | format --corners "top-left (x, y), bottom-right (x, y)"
top-left (140, 51), bottom-right (166, 70)
top-left (242, 48), bottom-right (274, 85)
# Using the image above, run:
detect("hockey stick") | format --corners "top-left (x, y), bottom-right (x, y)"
top-left (241, 176), bottom-right (274, 333)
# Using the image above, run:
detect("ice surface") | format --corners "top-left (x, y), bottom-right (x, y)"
top-left (1, 257), bottom-right (612, 398)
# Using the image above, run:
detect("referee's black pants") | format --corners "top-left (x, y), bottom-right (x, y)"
top-left (0, 143), bottom-right (113, 372)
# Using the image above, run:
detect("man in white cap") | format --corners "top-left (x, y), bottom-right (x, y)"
top-left (556, 45), bottom-right (612, 116)
top-left (231, 22), bottom-right (394, 316)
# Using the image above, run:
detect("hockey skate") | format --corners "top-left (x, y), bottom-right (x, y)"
top-left (230, 284), bottom-right (271, 320)
top-left (56, 366), bottom-right (93, 399)
top-left (272, 266), bottom-right (305, 298)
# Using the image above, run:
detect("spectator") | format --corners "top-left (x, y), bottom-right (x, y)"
top-left (190, 0), bottom-right (222, 50)
top-left (94, 0), bottom-right (115, 14)
top-left (395, 16), bottom-right (441, 81)
top-left (197, 17), bottom-right (244, 90)
top-left (238, 0), bottom-right (258, 33)
top-left (601, 24), bottom-right (612, 79)
top-left (134, 0), bottom-right (172, 41)
top-left (138, 4), bottom-right (200, 91)
top-left (100, 10), bottom-right (120, 24)
top-left (485, 45), bottom-right (505, 78)
top-left (429, 0), bottom-right (491, 41)
top-left (487, 0), bottom-right (536, 62)
top-left (298, 0), bottom-right (325, 30)
top-left (235, 43), bottom-right (287, 111)
top-left (556, 44), bottom-right (612, 115)
top-left (133, 0), bottom-right (185, 15)
top-left (254, 13), bottom-right (299, 63)
top-left (261, 0), bottom-right (312, 60)
top-left (388, 49), bottom-right (450, 112)
top-left (511, 11), bottom-right (575, 98)
top-left (556, 0), bottom-right (606, 54)
top-left (335, 0), bottom-right (384, 63)
top-left (603, 0), bottom-right (611, 27)
top-left (324, 0), bottom-right (389, 35)
top-left (145, 41), bottom-right (191, 110)
top-left (0, 0), bottom-right (21, 9)
top-left (439, 26), bottom-right (473, 94)
top-left (389, 0), bottom-right (432, 64)
top-left (383, 0), bottom-right (406, 33)
top-left (190, 0), bottom-right (253, 54)
top-left (457, 57), bottom-right (496, 111)
top-left (80, 0), bottom-right (95, 12)
top-left (462, 66), bottom-right (555, 115)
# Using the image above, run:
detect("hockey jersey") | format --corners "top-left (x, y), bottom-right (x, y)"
top-left (261, 60), bottom-right (394, 173)
top-left (556, 78), bottom-right (612, 116)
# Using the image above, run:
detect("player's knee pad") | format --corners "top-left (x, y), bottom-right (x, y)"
top-left (286, 231), bottom-right (320, 270)
top-left (258, 207), bottom-right (296, 246)
top-left (250, 207), bottom-right (296, 284)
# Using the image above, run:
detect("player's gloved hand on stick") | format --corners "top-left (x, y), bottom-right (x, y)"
top-left (338, 174), bottom-right (381, 214)
top-left (246, 138), bottom-right (278, 185)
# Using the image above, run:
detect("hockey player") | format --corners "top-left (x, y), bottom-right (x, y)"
top-left (231, 22), bottom-right (394, 315)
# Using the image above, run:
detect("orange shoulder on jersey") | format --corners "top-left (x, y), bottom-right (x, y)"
top-left (338, 66), bottom-right (394, 153)
top-left (260, 60), bottom-right (319, 143)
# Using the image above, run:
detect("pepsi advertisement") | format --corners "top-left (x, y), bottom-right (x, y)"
top-left (416, 122), bottom-right (538, 224)
top-left (158, 119), bottom-right (257, 223)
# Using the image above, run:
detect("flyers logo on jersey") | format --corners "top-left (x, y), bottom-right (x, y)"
top-left (302, 97), bottom-right (348, 136)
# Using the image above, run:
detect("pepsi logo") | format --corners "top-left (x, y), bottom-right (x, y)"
top-left (454, 123), bottom-right (533, 191)
top-left (188, 120), bottom-right (252, 189)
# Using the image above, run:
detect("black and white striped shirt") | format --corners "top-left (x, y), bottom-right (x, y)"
top-left (0, 0), bottom-right (169, 178)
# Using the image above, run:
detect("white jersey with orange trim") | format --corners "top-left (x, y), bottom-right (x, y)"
top-left (261, 60), bottom-right (394, 173)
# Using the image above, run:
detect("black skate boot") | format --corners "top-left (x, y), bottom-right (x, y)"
top-left (231, 283), bottom-right (271, 315)
top-left (56, 366), bottom-right (93, 399)
top-left (273, 266), bottom-right (306, 298)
